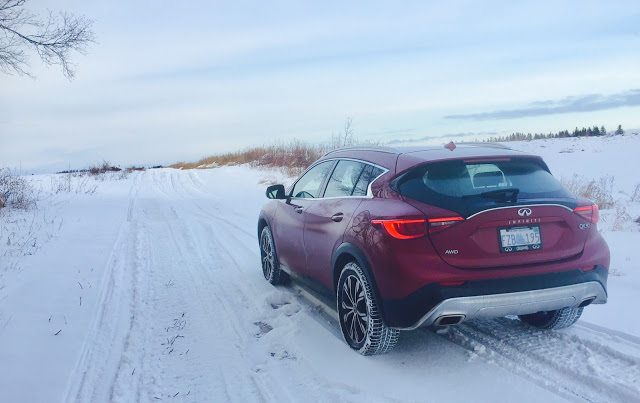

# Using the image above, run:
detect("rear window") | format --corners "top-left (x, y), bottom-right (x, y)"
top-left (352, 165), bottom-right (384, 196)
top-left (396, 158), bottom-right (571, 214)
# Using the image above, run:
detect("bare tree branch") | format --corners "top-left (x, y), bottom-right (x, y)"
top-left (0, 0), bottom-right (94, 79)
top-left (342, 116), bottom-right (354, 146)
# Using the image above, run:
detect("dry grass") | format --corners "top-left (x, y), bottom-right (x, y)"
top-left (170, 119), bottom-right (376, 176)
top-left (169, 117), bottom-right (372, 175)
top-left (170, 140), bottom-right (333, 176)
top-left (561, 175), bottom-right (615, 209)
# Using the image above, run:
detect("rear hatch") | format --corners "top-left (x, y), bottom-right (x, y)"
top-left (395, 157), bottom-right (586, 269)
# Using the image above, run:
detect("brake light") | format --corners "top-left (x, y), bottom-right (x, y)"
top-left (574, 204), bottom-right (599, 224)
top-left (371, 219), bottom-right (427, 240)
top-left (427, 216), bottom-right (465, 233)
top-left (371, 215), bottom-right (465, 239)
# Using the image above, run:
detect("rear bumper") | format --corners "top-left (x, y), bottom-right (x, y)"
top-left (382, 265), bottom-right (608, 329)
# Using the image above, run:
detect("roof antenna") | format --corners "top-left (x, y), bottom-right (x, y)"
top-left (444, 141), bottom-right (456, 151)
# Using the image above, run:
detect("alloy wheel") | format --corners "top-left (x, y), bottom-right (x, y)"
top-left (261, 231), bottom-right (274, 280)
top-left (339, 274), bottom-right (369, 344)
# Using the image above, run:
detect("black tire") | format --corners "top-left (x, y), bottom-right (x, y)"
top-left (518, 306), bottom-right (583, 330)
top-left (337, 261), bottom-right (399, 355)
top-left (259, 226), bottom-right (288, 285)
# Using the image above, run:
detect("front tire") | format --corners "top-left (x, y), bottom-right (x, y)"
top-left (260, 226), bottom-right (288, 285)
top-left (518, 306), bottom-right (583, 329)
top-left (337, 262), bottom-right (399, 355)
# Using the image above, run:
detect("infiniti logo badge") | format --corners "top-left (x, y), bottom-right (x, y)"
top-left (518, 208), bottom-right (532, 217)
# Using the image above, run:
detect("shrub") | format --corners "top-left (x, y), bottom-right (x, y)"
top-left (612, 205), bottom-right (633, 231)
top-left (88, 161), bottom-right (121, 175)
top-left (0, 168), bottom-right (36, 210)
top-left (561, 175), bottom-right (615, 209)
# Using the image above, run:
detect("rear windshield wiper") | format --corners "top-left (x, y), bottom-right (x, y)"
top-left (466, 188), bottom-right (520, 202)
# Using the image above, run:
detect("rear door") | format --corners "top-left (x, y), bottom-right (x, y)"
top-left (304, 161), bottom-right (383, 288)
top-left (272, 160), bottom-right (335, 274)
top-left (397, 157), bottom-right (587, 269)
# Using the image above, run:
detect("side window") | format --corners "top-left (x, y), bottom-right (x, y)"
top-left (324, 160), bottom-right (366, 197)
top-left (352, 165), bottom-right (384, 196)
top-left (291, 161), bottom-right (334, 198)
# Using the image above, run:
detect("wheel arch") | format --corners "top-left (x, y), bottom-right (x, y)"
top-left (332, 243), bottom-right (381, 299)
top-left (257, 213), bottom-right (270, 238)
top-left (333, 242), bottom-right (396, 342)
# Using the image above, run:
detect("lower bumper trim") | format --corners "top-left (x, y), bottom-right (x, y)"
top-left (398, 281), bottom-right (607, 330)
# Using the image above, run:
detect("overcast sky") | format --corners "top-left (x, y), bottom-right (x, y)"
top-left (1, 0), bottom-right (639, 172)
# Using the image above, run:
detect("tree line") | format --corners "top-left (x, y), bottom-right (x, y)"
top-left (484, 125), bottom-right (625, 143)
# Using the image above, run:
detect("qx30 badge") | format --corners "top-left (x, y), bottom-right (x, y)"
top-left (517, 208), bottom-right (532, 217)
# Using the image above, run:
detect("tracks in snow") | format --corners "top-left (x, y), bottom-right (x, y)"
top-left (65, 170), bottom-right (346, 402)
top-left (442, 318), bottom-right (640, 402)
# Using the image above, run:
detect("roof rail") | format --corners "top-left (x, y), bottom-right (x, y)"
top-left (322, 145), bottom-right (398, 157)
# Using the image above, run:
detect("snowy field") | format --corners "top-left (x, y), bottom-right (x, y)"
top-left (1, 134), bottom-right (640, 402)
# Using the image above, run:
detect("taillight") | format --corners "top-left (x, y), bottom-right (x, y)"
top-left (371, 219), bottom-right (427, 240)
top-left (371, 216), bottom-right (465, 239)
top-left (427, 216), bottom-right (464, 233)
top-left (574, 204), bottom-right (599, 223)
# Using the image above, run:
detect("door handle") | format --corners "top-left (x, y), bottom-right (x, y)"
top-left (331, 213), bottom-right (344, 222)
top-left (295, 206), bottom-right (304, 214)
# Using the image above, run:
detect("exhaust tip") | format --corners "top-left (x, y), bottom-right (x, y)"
top-left (435, 314), bottom-right (465, 326)
top-left (578, 297), bottom-right (596, 308)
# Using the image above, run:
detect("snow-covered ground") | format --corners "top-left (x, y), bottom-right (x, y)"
top-left (1, 135), bottom-right (639, 402)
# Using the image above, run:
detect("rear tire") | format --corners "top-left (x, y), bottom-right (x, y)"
top-left (337, 261), bottom-right (399, 355)
top-left (259, 226), bottom-right (288, 285)
top-left (518, 306), bottom-right (583, 330)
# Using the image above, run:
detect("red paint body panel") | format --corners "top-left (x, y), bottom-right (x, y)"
top-left (304, 198), bottom-right (363, 290)
top-left (271, 199), bottom-right (307, 274)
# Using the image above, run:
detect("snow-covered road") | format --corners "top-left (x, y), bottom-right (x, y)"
top-left (2, 166), bottom-right (640, 402)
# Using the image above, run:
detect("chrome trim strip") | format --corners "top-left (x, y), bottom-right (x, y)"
top-left (466, 203), bottom-right (574, 220)
top-left (397, 281), bottom-right (607, 330)
top-left (288, 157), bottom-right (389, 200)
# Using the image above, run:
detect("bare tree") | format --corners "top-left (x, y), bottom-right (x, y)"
top-left (0, 0), bottom-right (94, 79)
top-left (331, 116), bottom-right (356, 149)
top-left (342, 116), bottom-right (354, 146)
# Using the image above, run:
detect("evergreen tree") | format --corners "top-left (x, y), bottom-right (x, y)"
top-left (600, 126), bottom-right (606, 136)
top-left (615, 125), bottom-right (624, 135)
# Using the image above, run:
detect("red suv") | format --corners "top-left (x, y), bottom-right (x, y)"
top-left (257, 144), bottom-right (609, 355)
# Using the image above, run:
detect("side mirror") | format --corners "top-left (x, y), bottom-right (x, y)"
top-left (266, 184), bottom-right (286, 199)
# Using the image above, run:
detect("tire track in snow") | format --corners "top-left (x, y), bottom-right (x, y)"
top-left (137, 169), bottom-right (327, 401)
top-left (442, 317), bottom-right (640, 403)
top-left (161, 169), bottom-right (365, 401)
top-left (64, 173), bottom-right (151, 402)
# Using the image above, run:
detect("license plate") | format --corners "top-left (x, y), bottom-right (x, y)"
top-left (499, 226), bottom-right (542, 253)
